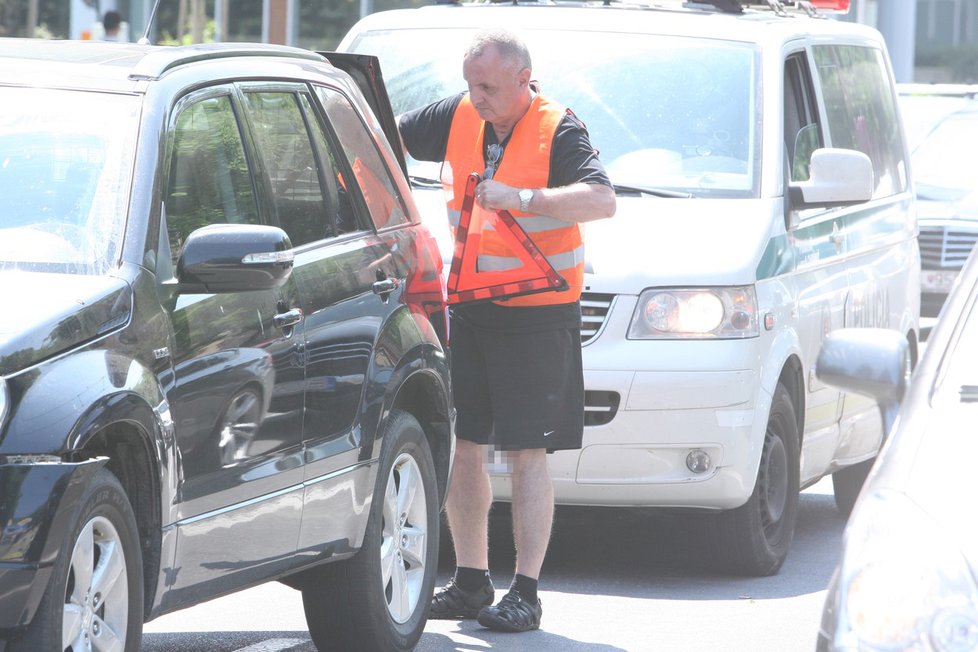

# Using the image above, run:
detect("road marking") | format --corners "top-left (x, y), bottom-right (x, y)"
top-left (232, 638), bottom-right (308, 652)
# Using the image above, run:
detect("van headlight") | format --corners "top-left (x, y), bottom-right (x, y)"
top-left (827, 490), bottom-right (978, 651)
top-left (628, 286), bottom-right (758, 339)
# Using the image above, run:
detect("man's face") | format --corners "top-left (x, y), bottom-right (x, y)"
top-left (462, 45), bottom-right (528, 125)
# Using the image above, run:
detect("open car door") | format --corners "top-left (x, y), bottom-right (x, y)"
top-left (319, 51), bottom-right (409, 180)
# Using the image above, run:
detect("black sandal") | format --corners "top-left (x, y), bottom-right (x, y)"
top-left (430, 578), bottom-right (495, 619)
top-left (477, 591), bottom-right (543, 632)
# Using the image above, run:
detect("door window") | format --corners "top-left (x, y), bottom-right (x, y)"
top-left (165, 94), bottom-right (259, 267)
top-left (314, 86), bottom-right (411, 230)
top-left (243, 91), bottom-right (338, 247)
top-left (784, 52), bottom-right (822, 183)
top-left (813, 44), bottom-right (908, 198)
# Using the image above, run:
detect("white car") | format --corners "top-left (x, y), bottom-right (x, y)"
top-left (814, 250), bottom-right (978, 650)
top-left (897, 84), bottom-right (978, 324)
top-left (340, 0), bottom-right (921, 576)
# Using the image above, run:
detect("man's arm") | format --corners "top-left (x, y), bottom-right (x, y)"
top-left (476, 180), bottom-right (616, 223)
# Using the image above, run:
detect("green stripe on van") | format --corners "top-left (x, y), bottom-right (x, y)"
top-left (756, 196), bottom-right (915, 281)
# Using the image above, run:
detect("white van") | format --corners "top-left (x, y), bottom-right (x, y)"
top-left (339, 0), bottom-right (920, 576)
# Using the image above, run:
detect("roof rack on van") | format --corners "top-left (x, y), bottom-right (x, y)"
top-left (687, 0), bottom-right (850, 14)
top-left (456, 0), bottom-right (849, 15)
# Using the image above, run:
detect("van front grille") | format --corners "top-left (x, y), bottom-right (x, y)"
top-left (580, 292), bottom-right (614, 344)
top-left (918, 226), bottom-right (978, 269)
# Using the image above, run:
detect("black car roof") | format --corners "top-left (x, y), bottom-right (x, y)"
top-left (0, 38), bottom-right (325, 92)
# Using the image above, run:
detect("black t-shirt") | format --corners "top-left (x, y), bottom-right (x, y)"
top-left (399, 92), bottom-right (611, 189)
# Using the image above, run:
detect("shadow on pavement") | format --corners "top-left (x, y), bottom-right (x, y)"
top-left (438, 487), bottom-right (847, 602)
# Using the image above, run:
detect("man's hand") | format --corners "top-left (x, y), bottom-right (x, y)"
top-left (475, 179), bottom-right (519, 213)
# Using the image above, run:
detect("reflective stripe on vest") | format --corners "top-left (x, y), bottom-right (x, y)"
top-left (442, 94), bottom-right (583, 306)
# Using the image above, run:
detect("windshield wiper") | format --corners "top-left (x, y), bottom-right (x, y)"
top-left (410, 175), bottom-right (442, 189)
top-left (614, 183), bottom-right (692, 199)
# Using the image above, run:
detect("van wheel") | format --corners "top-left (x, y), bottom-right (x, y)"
top-left (706, 384), bottom-right (800, 576)
top-left (9, 468), bottom-right (144, 652)
top-left (302, 409), bottom-right (439, 652)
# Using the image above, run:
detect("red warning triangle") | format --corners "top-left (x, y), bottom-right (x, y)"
top-left (447, 173), bottom-right (567, 305)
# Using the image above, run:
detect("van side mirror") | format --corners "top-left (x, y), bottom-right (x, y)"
top-left (789, 148), bottom-right (874, 209)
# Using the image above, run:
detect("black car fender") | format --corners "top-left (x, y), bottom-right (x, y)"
top-left (0, 457), bottom-right (106, 633)
top-left (361, 304), bottom-right (452, 501)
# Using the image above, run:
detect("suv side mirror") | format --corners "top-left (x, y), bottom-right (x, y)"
top-left (789, 148), bottom-right (874, 209)
top-left (176, 224), bottom-right (294, 294)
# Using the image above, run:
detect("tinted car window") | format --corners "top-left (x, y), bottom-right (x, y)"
top-left (0, 87), bottom-right (137, 274)
top-left (166, 93), bottom-right (259, 266)
top-left (315, 86), bottom-right (411, 229)
top-left (814, 44), bottom-right (908, 198)
top-left (298, 92), bottom-right (363, 237)
top-left (243, 90), bottom-right (334, 247)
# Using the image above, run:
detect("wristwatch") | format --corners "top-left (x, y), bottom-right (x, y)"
top-left (519, 188), bottom-right (534, 212)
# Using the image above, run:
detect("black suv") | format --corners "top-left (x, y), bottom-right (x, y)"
top-left (0, 39), bottom-right (452, 652)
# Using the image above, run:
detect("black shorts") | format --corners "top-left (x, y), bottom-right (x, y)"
top-left (449, 301), bottom-right (584, 451)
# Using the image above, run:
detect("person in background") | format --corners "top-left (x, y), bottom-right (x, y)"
top-left (397, 28), bottom-right (616, 633)
top-left (102, 10), bottom-right (122, 41)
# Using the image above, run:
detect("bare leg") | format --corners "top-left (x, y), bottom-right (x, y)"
top-left (509, 448), bottom-right (553, 579)
top-left (445, 439), bottom-right (493, 569)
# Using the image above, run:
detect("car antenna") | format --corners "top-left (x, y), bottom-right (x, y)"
top-left (137, 0), bottom-right (163, 45)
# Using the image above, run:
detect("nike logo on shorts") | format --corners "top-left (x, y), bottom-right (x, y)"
top-left (543, 430), bottom-right (554, 437)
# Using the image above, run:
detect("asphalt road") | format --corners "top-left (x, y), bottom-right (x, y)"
top-left (141, 478), bottom-right (844, 652)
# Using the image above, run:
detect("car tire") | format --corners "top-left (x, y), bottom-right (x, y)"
top-left (8, 468), bottom-right (144, 652)
top-left (832, 457), bottom-right (874, 517)
top-left (301, 409), bottom-right (439, 652)
top-left (706, 384), bottom-right (800, 576)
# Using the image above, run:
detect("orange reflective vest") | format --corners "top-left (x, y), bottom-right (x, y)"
top-left (441, 94), bottom-right (584, 306)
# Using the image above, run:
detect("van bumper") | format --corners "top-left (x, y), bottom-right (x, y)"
top-left (490, 366), bottom-right (768, 509)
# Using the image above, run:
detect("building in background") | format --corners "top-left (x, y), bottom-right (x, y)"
top-left (844, 0), bottom-right (977, 82)
top-left (6, 0), bottom-right (977, 82)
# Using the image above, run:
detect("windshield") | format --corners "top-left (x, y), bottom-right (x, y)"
top-left (911, 108), bottom-right (978, 202)
top-left (349, 29), bottom-right (759, 198)
top-left (898, 94), bottom-right (974, 150)
top-left (0, 87), bottom-right (139, 275)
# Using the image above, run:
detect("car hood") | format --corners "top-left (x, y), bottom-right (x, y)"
top-left (582, 196), bottom-right (777, 293)
top-left (0, 271), bottom-right (132, 375)
top-left (412, 187), bottom-right (777, 295)
top-left (916, 193), bottom-right (978, 225)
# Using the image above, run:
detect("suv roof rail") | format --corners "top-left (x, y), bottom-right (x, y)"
top-left (128, 43), bottom-right (324, 81)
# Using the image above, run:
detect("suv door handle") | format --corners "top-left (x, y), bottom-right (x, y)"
top-left (273, 308), bottom-right (303, 329)
top-left (372, 277), bottom-right (400, 297)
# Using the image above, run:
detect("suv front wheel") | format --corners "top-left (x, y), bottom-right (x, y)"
top-left (9, 468), bottom-right (144, 652)
top-left (302, 409), bottom-right (439, 651)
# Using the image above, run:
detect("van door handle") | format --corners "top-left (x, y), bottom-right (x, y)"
top-left (830, 223), bottom-right (844, 250)
top-left (274, 308), bottom-right (303, 329)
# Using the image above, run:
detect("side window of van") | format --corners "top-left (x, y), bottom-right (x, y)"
top-left (813, 44), bottom-right (908, 198)
top-left (784, 53), bottom-right (821, 182)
